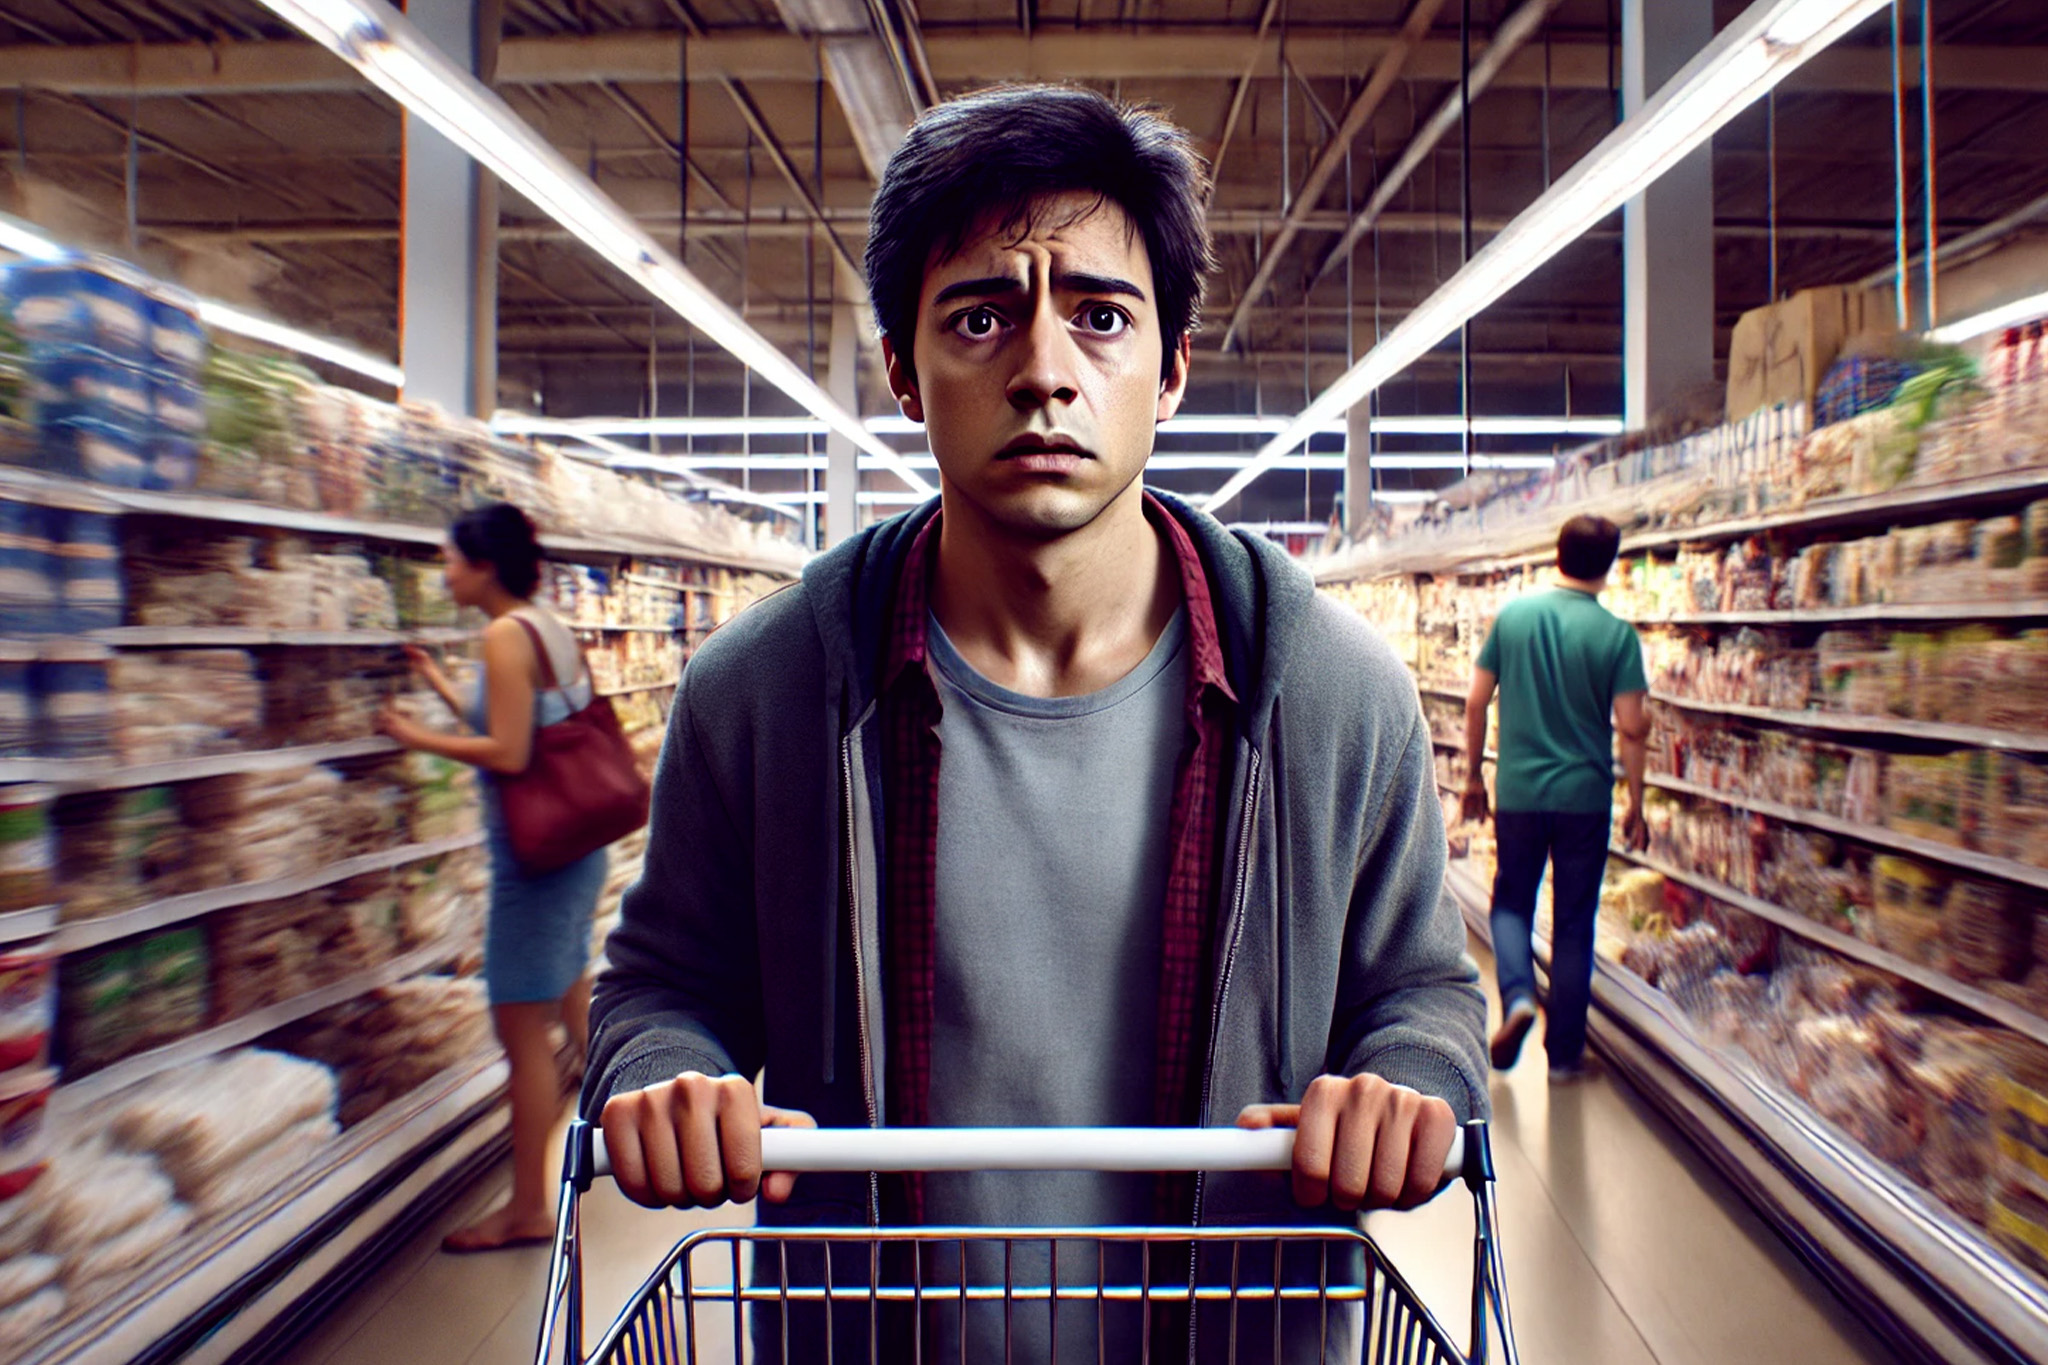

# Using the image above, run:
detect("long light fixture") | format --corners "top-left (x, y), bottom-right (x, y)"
top-left (577, 450), bottom-right (1559, 475)
top-left (1929, 290), bottom-right (2048, 345)
top-left (258, 0), bottom-right (932, 499)
top-left (1201, 0), bottom-right (1888, 513)
top-left (0, 210), bottom-right (404, 387)
top-left (496, 412), bottom-right (1618, 441)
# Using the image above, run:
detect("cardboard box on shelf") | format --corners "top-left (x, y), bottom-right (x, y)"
top-left (1728, 285), bottom-right (1897, 424)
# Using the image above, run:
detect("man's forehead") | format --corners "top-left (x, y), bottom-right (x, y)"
top-left (926, 193), bottom-right (1146, 282)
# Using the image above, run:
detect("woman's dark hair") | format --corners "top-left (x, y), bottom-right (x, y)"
top-left (864, 84), bottom-right (1215, 382)
top-left (451, 502), bottom-right (543, 598)
top-left (1557, 514), bottom-right (1623, 582)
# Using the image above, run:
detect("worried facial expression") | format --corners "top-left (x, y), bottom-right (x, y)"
top-left (886, 191), bottom-right (1192, 538)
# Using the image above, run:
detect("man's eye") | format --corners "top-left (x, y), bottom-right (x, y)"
top-left (953, 307), bottom-right (1002, 339)
top-left (1079, 305), bottom-right (1129, 337)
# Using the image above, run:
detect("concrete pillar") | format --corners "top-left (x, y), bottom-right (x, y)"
top-left (1621, 0), bottom-right (1715, 432)
top-left (825, 298), bottom-right (860, 547)
top-left (401, 0), bottom-right (498, 418)
top-left (1343, 400), bottom-right (1374, 539)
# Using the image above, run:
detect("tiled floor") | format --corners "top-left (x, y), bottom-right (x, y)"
top-left (285, 938), bottom-right (1900, 1365)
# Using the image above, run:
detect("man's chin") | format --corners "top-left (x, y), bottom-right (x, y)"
top-left (949, 481), bottom-right (1118, 540)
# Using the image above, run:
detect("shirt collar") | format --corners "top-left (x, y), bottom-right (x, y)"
top-left (882, 492), bottom-right (1237, 705)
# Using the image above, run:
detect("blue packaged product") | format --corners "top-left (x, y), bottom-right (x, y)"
top-left (26, 348), bottom-right (152, 429)
top-left (41, 415), bottom-right (149, 489)
top-left (150, 370), bottom-right (204, 436)
top-left (3, 262), bottom-right (152, 363)
top-left (0, 500), bottom-right (57, 637)
top-left (51, 511), bottom-right (122, 635)
top-left (0, 643), bottom-right (31, 755)
top-left (31, 641), bottom-right (111, 759)
top-left (145, 434), bottom-right (198, 492)
top-left (147, 293), bottom-right (207, 374)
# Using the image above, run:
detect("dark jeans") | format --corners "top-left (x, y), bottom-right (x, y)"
top-left (1489, 808), bottom-right (1610, 1070)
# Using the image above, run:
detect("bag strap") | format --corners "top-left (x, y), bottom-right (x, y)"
top-left (509, 612), bottom-right (585, 712)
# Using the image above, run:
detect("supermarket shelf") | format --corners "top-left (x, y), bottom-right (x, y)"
top-left (88, 625), bottom-right (470, 648)
top-left (54, 938), bottom-right (466, 1111)
top-left (0, 737), bottom-right (401, 791)
top-left (51, 832), bottom-right (483, 954)
top-left (1322, 468), bottom-right (2048, 585)
top-left (1649, 690), bottom-right (2048, 755)
top-left (566, 621), bottom-right (679, 634)
top-left (596, 677), bottom-right (680, 697)
top-left (1633, 599), bottom-right (2048, 628)
top-left (1417, 681), bottom-right (1467, 701)
top-left (0, 904), bottom-right (58, 946)
top-left (1646, 769), bottom-right (2048, 894)
top-left (29, 1053), bottom-right (509, 1365)
top-left (1610, 845), bottom-right (2048, 1052)
top-left (623, 574), bottom-right (715, 594)
top-left (1447, 857), bottom-right (2048, 1365)
top-left (0, 465), bottom-right (802, 577)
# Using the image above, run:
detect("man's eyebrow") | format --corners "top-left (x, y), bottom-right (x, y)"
top-left (929, 272), bottom-right (1149, 307)
top-left (931, 276), bottom-right (1024, 306)
top-left (1056, 272), bottom-right (1147, 302)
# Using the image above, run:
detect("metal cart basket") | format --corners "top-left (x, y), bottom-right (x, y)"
top-left (537, 1120), bottom-right (1517, 1365)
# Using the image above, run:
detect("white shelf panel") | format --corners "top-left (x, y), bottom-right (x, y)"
top-left (88, 625), bottom-right (470, 648)
top-left (51, 832), bottom-right (483, 954)
top-left (1634, 599), bottom-right (2048, 628)
top-left (1649, 690), bottom-right (2048, 755)
top-left (1646, 770), bottom-right (2048, 893)
top-left (54, 938), bottom-right (468, 1110)
top-left (0, 737), bottom-right (402, 792)
top-left (29, 1054), bottom-right (508, 1365)
top-left (596, 678), bottom-right (680, 698)
top-left (0, 465), bottom-right (800, 576)
top-left (0, 904), bottom-right (58, 946)
top-left (566, 622), bottom-right (680, 634)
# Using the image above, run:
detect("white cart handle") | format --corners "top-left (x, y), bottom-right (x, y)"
top-left (587, 1125), bottom-right (1467, 1183)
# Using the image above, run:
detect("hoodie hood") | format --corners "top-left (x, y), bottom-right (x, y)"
top-left (798, 487), bottom-right (1323, 739)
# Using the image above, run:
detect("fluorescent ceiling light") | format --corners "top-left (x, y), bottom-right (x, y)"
top-left (1201, 0), bottom-right (1885, 512)
top-left (0, 215), bottom-right (64, 261)
top-left (1928, 289), bottom-right (2048, 345)
top-left (257, 0), bottom-right (931, 499)
top-left (196, 300), bottom-right (404, 387)
top-left (499, 412), bottom-right (1614, 442)
top-left (1371, 490), bottom-right (1438, 505)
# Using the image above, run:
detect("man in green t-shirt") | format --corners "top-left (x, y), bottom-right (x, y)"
top-left (1460, 515), bottom-right (1650, 1082)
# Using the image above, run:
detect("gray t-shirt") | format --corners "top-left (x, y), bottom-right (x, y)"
top-left (923, 607), bottom-right (1188, 1360)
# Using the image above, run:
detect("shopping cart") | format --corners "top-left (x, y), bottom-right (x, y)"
top-left (537, 1119), bottom-right (1517, 1364)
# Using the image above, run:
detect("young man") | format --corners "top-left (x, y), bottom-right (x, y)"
top-left (1461, 514), bottom-right (1651, 1083)
top-left (587, 85), bottom-right (1487, 1357)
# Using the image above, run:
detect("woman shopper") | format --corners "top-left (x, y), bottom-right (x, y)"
top-left (378, 502), bottom-right (608, 1254)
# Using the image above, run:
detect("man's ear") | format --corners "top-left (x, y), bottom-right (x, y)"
top-left (882, 337), bottom-right (924, 425)
top-left (1156, 334), bottom-right (1193, 422)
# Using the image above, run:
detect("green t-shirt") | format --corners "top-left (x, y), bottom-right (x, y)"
top-left (1476, 587), bottom-right (1647, 813)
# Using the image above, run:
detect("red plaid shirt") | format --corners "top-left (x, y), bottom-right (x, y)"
top-left (879, 494), bottom-right (1238, 1221)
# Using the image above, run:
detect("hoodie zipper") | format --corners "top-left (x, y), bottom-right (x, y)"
top-left (840, 733), bottom-right (882, 1226)
top-left (1186, 748), bottom-right (1262, 1361)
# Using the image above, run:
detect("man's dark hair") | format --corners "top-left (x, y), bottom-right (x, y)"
top-left (864, 84), bottom-right (1215, 382)
top-left (1557, 515), bottom-right (1622, 581)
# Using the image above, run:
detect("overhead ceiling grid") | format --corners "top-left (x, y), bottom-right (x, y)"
top-left (1, 0), bottom-right (2045, 522)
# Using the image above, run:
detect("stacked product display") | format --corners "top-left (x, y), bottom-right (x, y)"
top-left (0, 253), bottom-right (792, 1363)
top-left (1322, 318), bottom-right (2048, 1362)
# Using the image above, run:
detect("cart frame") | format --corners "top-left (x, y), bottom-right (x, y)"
top-left (537, 1119), bottom-right (1517, 1365)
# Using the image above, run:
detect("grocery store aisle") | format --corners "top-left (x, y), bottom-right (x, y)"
top-left (287, 935), bottom-right (1900, 1365)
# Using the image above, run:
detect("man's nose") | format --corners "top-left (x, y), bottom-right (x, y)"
top-left (1006, 306), bottom-right (1080, 412)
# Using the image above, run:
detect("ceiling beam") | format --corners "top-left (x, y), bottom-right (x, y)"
top-left (11, 32), bottom-right (2045, 98)
top-left (1219, 0), bottom-right (1449, 352)
top-left (1311, 0), bottom-right (1559, 285)
top-left (1205, 0), bottom-right (1280, 195)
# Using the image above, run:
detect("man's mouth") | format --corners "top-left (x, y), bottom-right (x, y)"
top-left (996, 434), bottom-right (1093, 472)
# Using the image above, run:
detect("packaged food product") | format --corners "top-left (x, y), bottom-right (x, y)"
top-left (57, 927), bottom-right (209, 1073)
top-left (0, 1068), bottom-right (53, 1202)
top-left (0, 786), bottom-right (53, 915)
top-left (31, 642), bottom-right (111, 759)
top-left (0, 948), bottom-right (53, 1077)
top-left (0, 644), bottom-right (31, 756)
top-left (3, 260), bottom-right (154, 362)
top-left (0, 1286), bottom-right (63, 1352)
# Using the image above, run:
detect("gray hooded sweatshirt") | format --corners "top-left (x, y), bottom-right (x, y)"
top-left (583, 490), bottom-right (1488, 1359)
